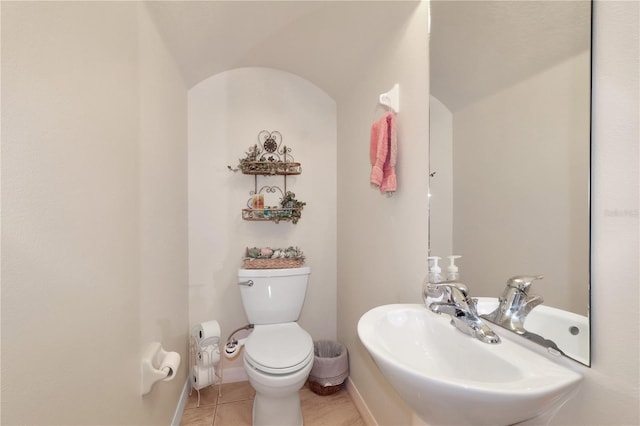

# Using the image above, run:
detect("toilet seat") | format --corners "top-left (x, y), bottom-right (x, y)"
top-left (244, 323), bottom-right (313, 375)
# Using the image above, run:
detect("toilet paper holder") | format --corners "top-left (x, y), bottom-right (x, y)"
top-left (141, 342), bottom-right (181, 396)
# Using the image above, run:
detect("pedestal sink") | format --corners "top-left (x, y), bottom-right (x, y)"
top-left (358, 304), bottom-right (582, 426)
top-left (475, 297), bottom-right (590, 365)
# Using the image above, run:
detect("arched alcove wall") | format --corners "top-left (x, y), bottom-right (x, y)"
top-left (188, 67), bottom-right (338, 378)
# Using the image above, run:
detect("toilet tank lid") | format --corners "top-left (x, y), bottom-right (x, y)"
top-left (238, 266), bottom-right (310, 278)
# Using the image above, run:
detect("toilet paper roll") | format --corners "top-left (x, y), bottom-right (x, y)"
top-left (159, 351), bottom-right (181, 382)
top-left (193, 320), bottom-right (221, 344)
top-left (196, 345), bottom-right (220, 368)
top-left (191, 365), bottom-right (216, 390)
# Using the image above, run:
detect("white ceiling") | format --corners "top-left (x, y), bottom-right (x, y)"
top-left (145, 1), bottom-right (421, 98)
top-left (146, 1), bottom-right (591, 110)
top-left (430, 0), bottom-right (591, 111)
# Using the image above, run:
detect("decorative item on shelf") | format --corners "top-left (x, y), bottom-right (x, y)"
top-left (227, 131), bottom-right (301, 175)
top-left (242, 191), bottom-right (305, 224)
top-left (243, 246), bottom-right (305, 269)
top-left (280, 191), bottom-right (305, 223)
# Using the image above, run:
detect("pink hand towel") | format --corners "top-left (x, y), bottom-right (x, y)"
top-left (370, 111), bottom-right (397, 193)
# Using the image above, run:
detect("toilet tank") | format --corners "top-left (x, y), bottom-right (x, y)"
top-left (237, 267), bottom-right (311, 325)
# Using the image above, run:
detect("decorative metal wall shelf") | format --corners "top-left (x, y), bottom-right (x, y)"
top-left (229, 131), bottom-right (305, 224)
top-left (242, 208), bottom-right (303, 222)
top-left (239, 161), bottom-right (301, 175)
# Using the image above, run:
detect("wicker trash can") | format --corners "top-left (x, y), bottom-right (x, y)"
top-left (308, 340), bottom-right (349, 396)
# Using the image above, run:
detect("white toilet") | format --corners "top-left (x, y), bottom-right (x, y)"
top-left (237, 266), bottom-right (313, 426)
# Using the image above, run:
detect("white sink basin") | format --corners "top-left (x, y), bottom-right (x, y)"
top-left (475, 297), bottom-right (590, 365)
top-left (358, 304), bottom-right (583, 426)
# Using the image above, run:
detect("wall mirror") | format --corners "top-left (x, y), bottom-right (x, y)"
top-left (429, 1), bottom-right (592, 365)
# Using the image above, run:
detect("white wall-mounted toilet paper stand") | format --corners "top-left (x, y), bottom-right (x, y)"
top-left (141, 342), bottom-right (181, 396)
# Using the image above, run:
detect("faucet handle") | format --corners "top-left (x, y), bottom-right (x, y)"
top-left (506, 275), bottom-right (544, 292)
top-left (428, 281), bottom-right (469, 298)
top-left (427, 281), bottom-right (476, 313)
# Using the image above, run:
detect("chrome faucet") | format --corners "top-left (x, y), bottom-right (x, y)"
top-left (481, 275), bottom-right (544, 334)
top-left (424, 281), bottom-right (501, 344)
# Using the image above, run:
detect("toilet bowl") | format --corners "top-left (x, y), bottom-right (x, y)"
top-left (243, 323), bottom-right (313, 426)
top-left (237, 267), bottom-right (313, 426)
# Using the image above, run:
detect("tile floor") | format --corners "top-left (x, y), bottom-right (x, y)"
top-left (180, 381), bottom-right (366, 426)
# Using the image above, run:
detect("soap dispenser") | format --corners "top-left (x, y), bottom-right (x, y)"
top-left (423, 256), bottom-right (443, 305)
top-left (446, 255), bottom-right (461, 281)
top-left (427, 256), bottom-right (443, 283)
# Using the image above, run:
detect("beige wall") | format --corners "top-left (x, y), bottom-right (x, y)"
top-left (451, 52), bottom-right (591, 314)
top-left (428, 96), bottom-right (453, 257)
top-left (1, 3), bottom-right (188, 425)
top-left (1, 1), bottom-right (638, 426)
top-left (551, 1), bottom-right (639, 424)
top-left (187, 67), bottom-right (337, 379)
top-left (336, 2), bottom-right (430, 425)
top-left (138, 4), bottom-right (189, 423)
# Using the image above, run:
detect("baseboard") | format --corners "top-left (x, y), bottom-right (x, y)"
top-left (220, 366), bottom-right (248, 383)
top-left (411, 412), bottom-right (429, 426)
top-left (345, 377), bottom-right (378, 426)
top-left (171, 379), bottom-right (191, 426)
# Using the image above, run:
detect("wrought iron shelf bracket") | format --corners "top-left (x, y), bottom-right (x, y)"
top-left (229, 131), bottom-right (305, 224)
